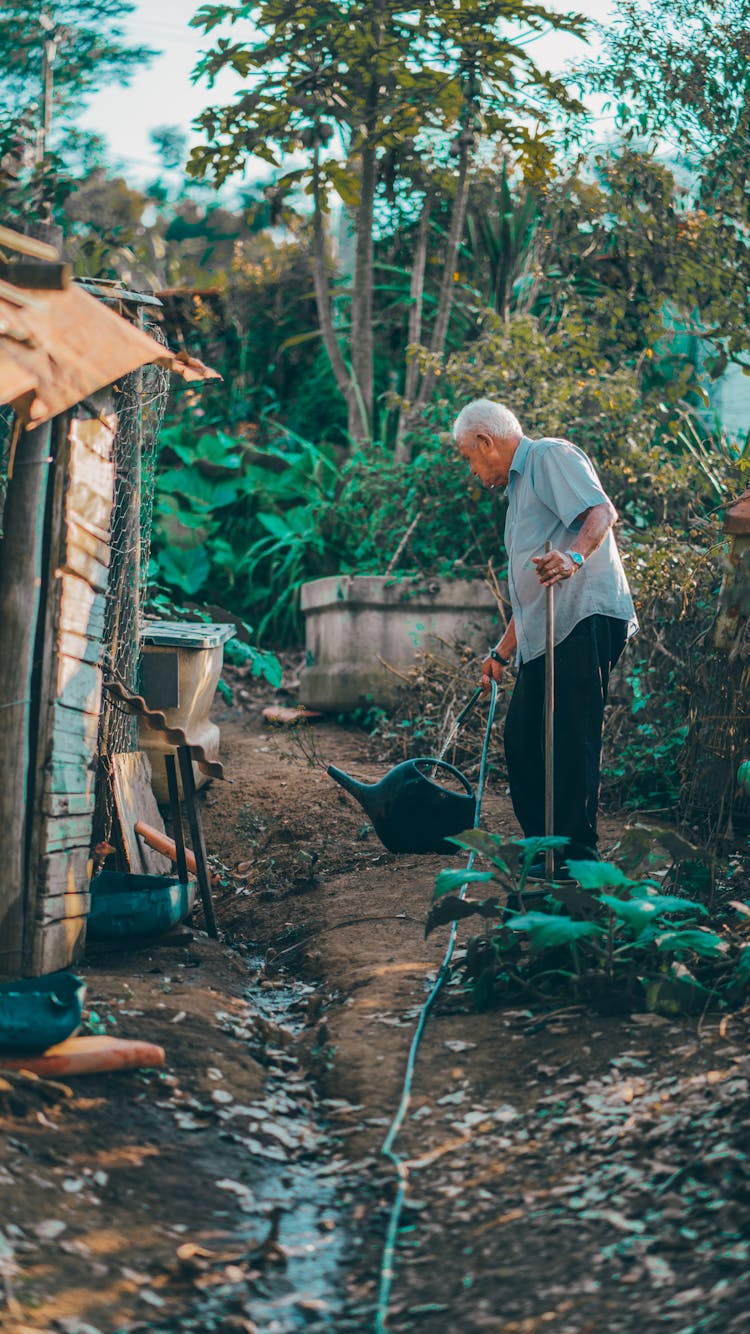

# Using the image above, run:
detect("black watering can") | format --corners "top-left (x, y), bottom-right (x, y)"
top-left (328, 757), bottom-right (476, 855)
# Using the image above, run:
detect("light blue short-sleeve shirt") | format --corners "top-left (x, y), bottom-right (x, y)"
top-left (505, 436), bottom-right (638, 664)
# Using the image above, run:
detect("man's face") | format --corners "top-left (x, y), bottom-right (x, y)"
top-left (457, 431), bottom-right (514, 490)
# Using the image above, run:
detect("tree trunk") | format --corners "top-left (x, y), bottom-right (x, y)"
top-left (348, 135), bottom-right (377, 443)
top-left (430, 147), bottom-right (472, 355)
top-left (412, 144), bottom-right (472, 413)
top-left (310, 148), bottom-right (354, 407)
top-left (0, 420), bottom-right (53, 976)
top-left (394, 194), bottom-right (432, 463)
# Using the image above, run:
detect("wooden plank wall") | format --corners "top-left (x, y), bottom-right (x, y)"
top-left (27, 414), bottom-right (116, 974)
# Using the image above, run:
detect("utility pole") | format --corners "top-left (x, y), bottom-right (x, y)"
top-left (36, 12), bottom-right (59, 166)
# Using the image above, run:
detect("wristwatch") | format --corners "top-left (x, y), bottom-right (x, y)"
top-left (489, 649), bottom-right (510, 666)
top-left (565, 549), bottom-right (584, 571)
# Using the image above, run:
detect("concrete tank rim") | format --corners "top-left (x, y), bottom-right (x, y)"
top-left (299, 573), bottom-right (499, 613)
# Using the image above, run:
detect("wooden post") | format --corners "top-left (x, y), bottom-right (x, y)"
top-left (164, 753), bottom-right (189, 885)
top-left (0, 420), bottom-right (53, 975)
top-left (176, 746), bottom-right (217, 938)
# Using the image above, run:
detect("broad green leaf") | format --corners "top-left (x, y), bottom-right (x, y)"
top-left (507, 912), bottom-right (602, 953)
top-left (155, 545), bottom-right (211, 596)
top-left (654, 929), bottom-right (728, 959)
top-left (600, 892), bottom-right (704, 935)
top-left (447, 830), bottom-right (512, 871)
top-left (434, 868), bottom-right (495, 900)
top-left (425, 895), bottom-right (501, 938)
top-left (515, 836), bottom-right (569, 852)
top-left (567, 860), bottom-right (634, 890)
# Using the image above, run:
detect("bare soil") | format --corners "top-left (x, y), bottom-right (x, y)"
top-left (2, 691), bottom-right (749, 1334)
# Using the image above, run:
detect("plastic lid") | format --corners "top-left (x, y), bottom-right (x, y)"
top-left (141, 620), bottom-right (236, 649)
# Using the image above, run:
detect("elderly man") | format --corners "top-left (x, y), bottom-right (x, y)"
top-left (454, 399), bottom-right (637, 873)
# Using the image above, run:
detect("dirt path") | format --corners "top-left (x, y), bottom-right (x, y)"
top-left (2, 700), bottom-right (749, 1333)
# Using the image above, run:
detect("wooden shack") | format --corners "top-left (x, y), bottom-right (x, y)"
top-left (0, 228), bottom-right (217, 978)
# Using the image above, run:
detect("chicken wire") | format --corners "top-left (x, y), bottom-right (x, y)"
top-left (94, 318), bottom-right (169, 845)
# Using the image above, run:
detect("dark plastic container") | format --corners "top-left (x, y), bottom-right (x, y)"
top-left (0, 971), bottom-right (86, 1053)
top-left (88, 872), bottom-right (195, 941)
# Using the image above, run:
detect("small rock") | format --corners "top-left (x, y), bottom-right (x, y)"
top-left (33, 1219), bottom-right (66, 1241)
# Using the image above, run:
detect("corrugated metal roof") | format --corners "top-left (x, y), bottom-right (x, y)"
top-left (0, 272), bottom-right (219, 427)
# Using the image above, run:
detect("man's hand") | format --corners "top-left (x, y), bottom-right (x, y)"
top-left (533, 548), bottom-right (576, 586)
top-left (480, 654), bottom-right (505, 695)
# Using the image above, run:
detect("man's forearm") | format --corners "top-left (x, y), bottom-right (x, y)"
top-left (494, 616), bottom-right (517, 661)
top-left (569, 500), bottom-right (617, 561)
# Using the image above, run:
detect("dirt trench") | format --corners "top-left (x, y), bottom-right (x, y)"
top-left (1, 701), bottom-right (749, 1334)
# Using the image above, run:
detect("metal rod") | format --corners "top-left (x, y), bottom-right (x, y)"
top-left (176, 746), bottom-right (218, 939)
top-left (544, 540), bottom-right (555, 880)
top-left (164, 753), bottom-right (189, 886)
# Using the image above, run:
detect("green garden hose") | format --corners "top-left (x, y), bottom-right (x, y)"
top-left (374, 678), bottom-right (499, 1331)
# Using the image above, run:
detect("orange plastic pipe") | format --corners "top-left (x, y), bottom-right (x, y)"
top-left (0, 1035), bottom-right (165, 1076)
top-left (135, 821), bottom-right (219, 885)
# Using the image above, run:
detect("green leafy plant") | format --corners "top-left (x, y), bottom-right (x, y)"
top-left (428, 828), bottom-right (748, 1015)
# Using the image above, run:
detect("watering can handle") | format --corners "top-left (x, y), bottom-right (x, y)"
top-left (415, 757), bottom-right (475, 797)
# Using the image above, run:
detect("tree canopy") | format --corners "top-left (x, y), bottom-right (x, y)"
top-left (188, 0), bottom-right (588, 445)
top-left (0, 1), bottom-right (155, 218)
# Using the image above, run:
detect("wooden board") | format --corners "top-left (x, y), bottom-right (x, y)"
top-left (39, 846), bottom-right (91, 898)
top-left (112, 751), bottom-right (172, 875)
top-left (38, 890), bottom-right (91, 925)
top-left (42, 791), bottom-right (96, 819)
top-left (58, 626), bottom-right (102, 668)
top-left (51, 703), bottom-right (101, 758)
top-left (22, 414), bottom-right (114, 976)
top-left (58, 572), bottom-right (107, 643)
top-left (56, 655), bottom-right (103, 716)
top-left (62, 519), bottom-right (111, 593)
top-left (47, 755), bottom-right (97, 797)
top-left (30, 915), bottom-right (86, 974)
top-left (44, 815), bottom-right (96, 853)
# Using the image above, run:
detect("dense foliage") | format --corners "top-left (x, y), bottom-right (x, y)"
top-left (427, 829), bottom-right (750, 1014)
top-left (0, 0), bottom-right (154, 220)
top-left (4, 0), bottom-right (747, 822)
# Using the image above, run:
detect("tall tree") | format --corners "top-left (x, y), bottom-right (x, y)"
top-left (0, 1), bottom-right (155, 219)
top-left (188, 0), bottom-right (586, 447)
top-left (583, 0), bottom-right (750, 376)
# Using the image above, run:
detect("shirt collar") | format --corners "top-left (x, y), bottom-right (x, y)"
top-left (508, 435), bottom-right (532, 482)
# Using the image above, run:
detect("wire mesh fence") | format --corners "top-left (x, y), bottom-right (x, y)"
top-left (94, 316), bottom-right (169, 847)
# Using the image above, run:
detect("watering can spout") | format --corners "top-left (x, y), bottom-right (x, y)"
top-left (327, 764), bottom-right (375, 814)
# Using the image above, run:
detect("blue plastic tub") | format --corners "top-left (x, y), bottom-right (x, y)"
top-left (0, 971), bottom-right (86, 1053)
top-left (88, 872), bottom-right (195, 941)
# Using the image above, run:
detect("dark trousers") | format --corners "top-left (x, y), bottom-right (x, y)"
top-left (504, 615), bottom-right (628, 861)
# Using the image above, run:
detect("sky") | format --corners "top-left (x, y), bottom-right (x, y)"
top-left (78, 0), bottom-right (614, 186)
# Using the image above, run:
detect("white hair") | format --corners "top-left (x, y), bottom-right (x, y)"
top-left (453, 399), bottom-right (522, 447)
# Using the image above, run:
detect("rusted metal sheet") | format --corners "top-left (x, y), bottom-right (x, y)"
top-left (104, 680), bottom-right (226, 781)
top-left (0, 280), bottom-right (220, 428)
